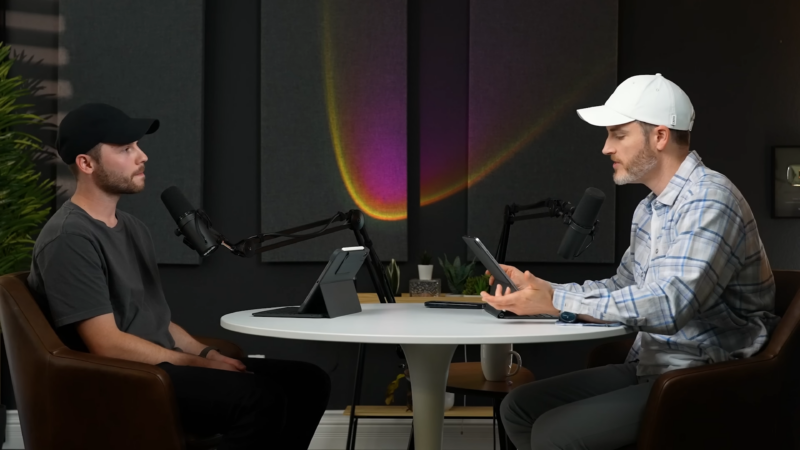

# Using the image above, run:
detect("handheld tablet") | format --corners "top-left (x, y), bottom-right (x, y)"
top-left (462, 236), bottom-right (517, 293)
top-left (462, 236), bottom-right (558, 321)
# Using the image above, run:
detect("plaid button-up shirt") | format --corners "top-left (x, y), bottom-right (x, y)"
top-left (552, 151), bottom-right (778, 376)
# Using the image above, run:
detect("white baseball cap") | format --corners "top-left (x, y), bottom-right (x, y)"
top-left (577, 73), bottom-right (695, 131)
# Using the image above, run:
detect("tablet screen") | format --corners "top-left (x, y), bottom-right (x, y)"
top-left (462, 236), bottom-right (518, 293)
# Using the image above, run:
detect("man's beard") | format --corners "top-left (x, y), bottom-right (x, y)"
top-left (614, 140), bottom-right (658, 185)
top-left (93, 163), bottom-right (144, 195)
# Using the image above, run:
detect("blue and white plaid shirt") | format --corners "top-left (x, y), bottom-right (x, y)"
top-left (552, 151), bottom-right (779, 376)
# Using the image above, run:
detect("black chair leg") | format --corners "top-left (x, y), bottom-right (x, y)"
top-left (493, 404), bottom-right (497, 450)
top-left (494, 398), bottom-right (515, 450)
top-left (407, 420), bottom-right (415, 450)
top-left (346, 344), bottom-right (367, 450)
top-left (349, 418), bottom-right (359, 450)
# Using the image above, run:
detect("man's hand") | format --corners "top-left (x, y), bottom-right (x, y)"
top-left (206, 350), bottom-right (247, 372)
top-left (486, 264), bottom-right (538, 290)
top-left (481, 279), bottom-right (559, 317)
top-left (203, 358), bottom-right (245, 372)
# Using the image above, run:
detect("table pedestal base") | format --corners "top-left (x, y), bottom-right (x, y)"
top-left (401, 343), bottom-right (457, 450)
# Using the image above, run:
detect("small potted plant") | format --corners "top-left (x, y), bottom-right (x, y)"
top-left (438, 254), bottom-right (477, 295)
top-left (462, 273), bottom-right (491, 297)
top-left (386, 258), bottom-right (401, 296)
top-left (418, 250), bottom-right (433, 280)
top-left (385, 363), bottom-right (454, 412)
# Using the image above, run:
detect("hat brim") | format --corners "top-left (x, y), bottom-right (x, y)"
top-left (576, 105), bottom-right (635, 127)
top-left (102, 118), bottom-right (160, 145)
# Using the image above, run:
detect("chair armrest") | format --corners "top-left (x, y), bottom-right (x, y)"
top-left (637, 355), bottom-right (786, 450)
top-left (193, 335), bottom-right (246, 360)
top-left (586, 337), bottom-right (635, 368)
top-left (46, 348), bottom-right (185, 449)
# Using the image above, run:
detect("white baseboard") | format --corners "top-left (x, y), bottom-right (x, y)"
top-left (311, 410), bottom-right (498, 450)
top-left (2, 410), bottom-right (22, 450)
top-left (0, 410), bottom-right (499, 450)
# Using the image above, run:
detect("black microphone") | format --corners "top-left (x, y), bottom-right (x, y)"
top-left (161, 186), bottom-right (222, 257)
top-left (557, 187), bottom-right (604, 260)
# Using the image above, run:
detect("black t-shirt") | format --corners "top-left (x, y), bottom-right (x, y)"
top-left (28, 199), bottom-right (175, 352)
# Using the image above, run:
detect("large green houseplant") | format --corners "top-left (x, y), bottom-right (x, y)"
top-left (0, 42), bottom-right (55, 442)
top-left (0, 43), bottom-right (54, 275)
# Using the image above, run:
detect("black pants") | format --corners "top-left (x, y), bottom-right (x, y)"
top-left (158, 358), bottom-right (331, 450)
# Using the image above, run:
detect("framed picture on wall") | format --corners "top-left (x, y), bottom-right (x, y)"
top-left (772, 146), bottom-right (800, 218)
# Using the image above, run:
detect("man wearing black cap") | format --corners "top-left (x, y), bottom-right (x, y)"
top-left (28, 103), bottom-right (331, 449)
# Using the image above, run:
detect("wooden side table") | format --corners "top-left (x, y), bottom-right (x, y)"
top-left (444, 362), bottom-right (535, 450)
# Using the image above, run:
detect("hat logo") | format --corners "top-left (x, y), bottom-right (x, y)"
top-left (670, 114), bottom-right (676, 126)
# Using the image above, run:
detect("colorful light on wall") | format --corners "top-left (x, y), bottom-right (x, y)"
top-left (420, 62), bottom-right (615, 208)
top-left (322, 1), bottom-right (407, 221)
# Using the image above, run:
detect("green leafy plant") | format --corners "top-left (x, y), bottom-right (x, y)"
top-left (462, 273), bottom-right (491, 295)
top-left (419, 250), bottom-right (431, 265)
top-left (386, 258), bottom-right (401, 296)
top-left (384, 373), bottom-right (405, 405)
top-left (438, 254), bottom-right (476, 294)
top-left (385, 364), bottom-right (412, 411)
top-left (0, 43), bottom-right (54, 275)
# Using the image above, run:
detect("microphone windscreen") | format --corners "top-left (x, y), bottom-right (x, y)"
top-left (556, 187), bottom-right (604, 259)
top-left (161, 186), bottom-right (195, 223)
top-left (571, 187), bottom-right (605, 228)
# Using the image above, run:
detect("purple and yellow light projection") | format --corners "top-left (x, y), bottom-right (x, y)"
top-left (321, 1), bottom-right (407, 221)
top-left (420, 62), bottom-right (615, 208)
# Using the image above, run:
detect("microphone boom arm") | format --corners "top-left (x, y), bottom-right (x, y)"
top-left (495, 198), bottom-right (578, 264)
top-left (219, 210), bottom-right (396, 304)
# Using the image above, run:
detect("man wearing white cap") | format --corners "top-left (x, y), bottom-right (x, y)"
top-left (482, 74), bottom-right (778, 449)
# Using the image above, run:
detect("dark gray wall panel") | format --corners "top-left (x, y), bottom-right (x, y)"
top-left (58, 0), bottom-right (204, 265)
top-left (260, 0), bottom-right (408, 262)
top-left (467, 0), bottom-right (618, 263)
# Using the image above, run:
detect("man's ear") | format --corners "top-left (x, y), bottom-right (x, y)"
top-left (654, 126), bottom-right (670, 151)
top-left (74, 154), bottom-right (95, 175)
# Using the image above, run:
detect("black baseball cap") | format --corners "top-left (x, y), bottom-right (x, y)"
top-left (56, 103), bottom-right (160, 165)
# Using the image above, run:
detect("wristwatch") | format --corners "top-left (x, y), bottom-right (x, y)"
top-left (559, 311), bottom-right (578, 323)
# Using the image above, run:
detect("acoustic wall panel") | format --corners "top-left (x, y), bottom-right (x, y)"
top-left (467, 0), bottom-right (618, 263)
top-left (58, 0), bottom-right (204, 265)
top-left (260, 0), bottom-right (407, 262)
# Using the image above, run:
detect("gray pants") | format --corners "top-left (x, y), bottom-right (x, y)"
top-left (500, 363), bottom-right (656, 450)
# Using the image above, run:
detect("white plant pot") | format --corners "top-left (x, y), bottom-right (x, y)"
top-left (418, 264), bottom-right (434, 280)
top-left (408, 376), bottom-right (455, 410)
top-left (444, 392), bottom-right (455, 411)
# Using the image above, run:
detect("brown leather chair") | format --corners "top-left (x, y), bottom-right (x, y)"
top-left (587, 270), bottom-right (800, 450)
top-left (0, 271), bottom-right (246, 450)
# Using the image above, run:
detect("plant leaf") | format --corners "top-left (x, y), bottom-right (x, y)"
top-left (0, 42), bottom-right (54, 276)
top-left (385, 373), bottom-right (406, 405)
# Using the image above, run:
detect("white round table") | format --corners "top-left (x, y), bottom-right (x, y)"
top-left (221, 303), bottom-right (630, 450)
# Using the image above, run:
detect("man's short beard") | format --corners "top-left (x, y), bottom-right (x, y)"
top-left (614, 139), bottom-right (658, 185)
top-left (93, 163), bottom-right (143, 195)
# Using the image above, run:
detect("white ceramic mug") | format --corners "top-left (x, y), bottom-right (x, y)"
top-left (480, 344), bottom-right (522, 381)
